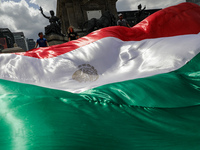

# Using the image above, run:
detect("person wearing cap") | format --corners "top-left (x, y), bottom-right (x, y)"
top-left (117, 13), bottom-right (131, 27)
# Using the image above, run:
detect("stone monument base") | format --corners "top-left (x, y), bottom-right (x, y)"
top-left (1, 47), bottom-right (25, 53)
top-left (45, 34), bottom-right (68, 46)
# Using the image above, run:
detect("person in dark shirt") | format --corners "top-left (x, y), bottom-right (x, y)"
top-left (117, 13), bottom-right (131, 27)
top-left (35, 32), bottom-right (49, 48)
top-left (68, 26), bottom-right (79, 41)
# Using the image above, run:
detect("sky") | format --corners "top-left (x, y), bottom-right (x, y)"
top-left (0, 0), bottom-right (186, 40)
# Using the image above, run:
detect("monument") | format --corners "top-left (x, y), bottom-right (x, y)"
top-left (56, 0), bottom-right (118, 35)
top-left (39, 7), bottom-right (68, 46)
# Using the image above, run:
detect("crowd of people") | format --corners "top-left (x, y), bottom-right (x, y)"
top-left (35, 13), bottom-right (130, 48)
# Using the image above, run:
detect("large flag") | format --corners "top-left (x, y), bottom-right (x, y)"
top-left (1, 2), bottom-right (200, 150)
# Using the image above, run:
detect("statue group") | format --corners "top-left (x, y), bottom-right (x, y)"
top-left (39, 4), bottom-right (148, 37)
top-left (84, 11), bottom-right (116, 34)
top-left (39, 7), bottom-right (62, 36)
top-left (40, 7), bottom-right (116, 36)
top-left (136, 4), bottom-right (148, 24)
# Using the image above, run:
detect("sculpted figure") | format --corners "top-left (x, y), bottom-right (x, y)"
top-left (39, 7), bottom-right (62, 35)
top-left (84, 11), bottom-right (116, 34)
top-left (136, 4), bottom-right (147, 24)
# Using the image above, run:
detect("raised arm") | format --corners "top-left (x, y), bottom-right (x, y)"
top-left (39, 7), bottom-right (50, 19)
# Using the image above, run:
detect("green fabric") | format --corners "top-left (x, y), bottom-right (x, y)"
top-left (1, 53), bottom-right (200, 149)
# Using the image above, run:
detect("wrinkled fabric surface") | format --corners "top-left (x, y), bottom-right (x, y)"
top-left (1, 53), bottom-right (200, 149)
top-left (1, 2), bottom-right (200, 150)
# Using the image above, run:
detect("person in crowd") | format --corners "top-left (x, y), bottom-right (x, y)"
top-left (35, 32), bottom-right (49, 48)
top-left (68, 26), bottom-right (79, 41)
top-left (117, 13), bottom-right (131, 27)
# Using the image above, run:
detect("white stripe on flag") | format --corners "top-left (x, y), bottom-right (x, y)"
top-left (1, 34), bottom-right (200, 93)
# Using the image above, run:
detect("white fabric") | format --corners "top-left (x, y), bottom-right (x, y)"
top-left (1, 34), bottom-right (200, 93)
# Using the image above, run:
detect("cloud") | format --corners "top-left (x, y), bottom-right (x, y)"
top-left (29, 0), bottom-right (56, 12)
top-left (0, 0), bottom-right (56, 40)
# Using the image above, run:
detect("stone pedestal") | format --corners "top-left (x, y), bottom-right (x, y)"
top-left (1, 47), bottom-right (25, 53)
top-left (45, 34), bottom-right (68, 46)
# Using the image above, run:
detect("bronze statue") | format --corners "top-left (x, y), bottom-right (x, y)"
top-left (136, 4), bottom-right (148, 24)
top-left (84, 11), bottom-right (116, 34)
top-left (39, 7), bottom-right (62, 35)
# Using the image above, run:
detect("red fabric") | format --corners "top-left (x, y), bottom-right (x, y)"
top-left (17, 2), bottom-right (200, 59)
